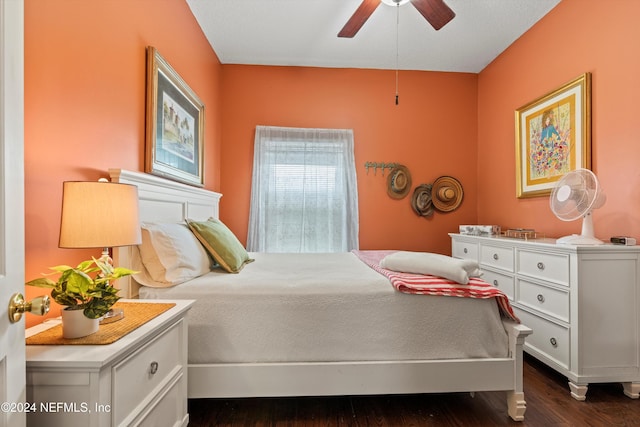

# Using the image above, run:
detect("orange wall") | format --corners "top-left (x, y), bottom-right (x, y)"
top-left (24, 0), bottom-right (639, 328)
top-left (219, 65), bottom-right (478, 254)
top-left (477, 0), bottom-right (640, 239)
top-left (24, 0), bottom-right (222, 327)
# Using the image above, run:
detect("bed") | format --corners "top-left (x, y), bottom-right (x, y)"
top-left (109, 168), bottom-right (532, 421)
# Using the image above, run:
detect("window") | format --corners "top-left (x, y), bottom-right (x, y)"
top-left (247, 126), bottom-right (359, 253)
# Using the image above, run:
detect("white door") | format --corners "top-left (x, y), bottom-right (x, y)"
top-left (0, 1), bottom-right (26, 426)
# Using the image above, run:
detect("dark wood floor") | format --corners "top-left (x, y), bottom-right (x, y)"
top-left (188, 355), bottom-right (640, 426)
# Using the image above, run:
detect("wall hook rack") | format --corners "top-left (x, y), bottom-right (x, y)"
top-left (364, 162), bottom-right (398, 176)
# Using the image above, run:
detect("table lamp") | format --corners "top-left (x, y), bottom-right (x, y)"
top-left (58, 179), bottom-right (142, 323)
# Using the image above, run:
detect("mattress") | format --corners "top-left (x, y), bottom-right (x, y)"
top-left (138, 252), bottom-right (509, 364)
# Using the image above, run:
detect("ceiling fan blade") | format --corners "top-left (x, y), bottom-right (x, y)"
top-left (338, 0), bottom-right (381, 38)
top-left (410, 0), bottom-right (455, 31)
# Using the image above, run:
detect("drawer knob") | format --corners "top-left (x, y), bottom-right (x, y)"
top-left (537, 294), bottom-right (545, 303)
top-left (463, 248), bottom-right (468, 254)
top-left (493, 279), bottom-right (499, 287)
top-left (537, 262), bottom-right (545, 270)
top-left (493, 253), bottom-right (499, 260)
top-left (550, 337), bottom-right (557, 347)
top-left (149, 361), bottom-right (159, 375)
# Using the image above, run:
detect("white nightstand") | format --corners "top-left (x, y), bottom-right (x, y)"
top-left (25, 299), bottom-right (194, 427)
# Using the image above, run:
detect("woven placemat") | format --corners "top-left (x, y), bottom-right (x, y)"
top-left (26, 302), bottom-right (176, 345)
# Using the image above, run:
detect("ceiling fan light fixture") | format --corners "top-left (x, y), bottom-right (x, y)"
top-left (381, 0), bottom-right (411, 6)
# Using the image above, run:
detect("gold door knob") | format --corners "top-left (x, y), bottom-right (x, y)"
top-left (8, 293), bottom-right (50, 323)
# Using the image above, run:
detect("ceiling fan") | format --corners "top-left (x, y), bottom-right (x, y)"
top-left (338, 0), bottom-right (456, 38)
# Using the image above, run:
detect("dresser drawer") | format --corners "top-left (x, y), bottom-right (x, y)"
top-left (452, 240), bottom-right (478, 260)
top-left (113, 319), bottom-right (184, 426)
top-left (518, 280), bottom-right (569, 322)
top-left (480, 244), bottom-right (514, 272)
top-left (517, 309), bottom-right (570, 369)
top-left (481, 269), bottom-right (514, 301)
top-left (517, 250), bottom-right (569, 286)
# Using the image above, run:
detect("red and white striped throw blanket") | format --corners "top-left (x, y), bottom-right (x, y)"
top-left (353, 250), bottom-right (519, 322)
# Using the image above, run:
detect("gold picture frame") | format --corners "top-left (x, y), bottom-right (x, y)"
top-left (515, 73), bottom-right (591, 198)
top-left (145, 46), bottom-right (204, 187)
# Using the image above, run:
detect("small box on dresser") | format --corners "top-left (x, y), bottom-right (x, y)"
top-left (25, 299), bottom-right (194, 427)
top-left (459, 225), bottom-right (501, 236)
top-left (450, 233), bottom-right (640, 401)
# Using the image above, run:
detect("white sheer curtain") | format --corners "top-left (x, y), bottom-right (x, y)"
top-left (247, 126), bottom-right (359, 253)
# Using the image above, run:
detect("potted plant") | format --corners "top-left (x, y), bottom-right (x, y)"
top-left (26, 257), bottom-right (137, 338)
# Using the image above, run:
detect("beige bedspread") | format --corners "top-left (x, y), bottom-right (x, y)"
top-left (138, 252), bottom-right (509, 364)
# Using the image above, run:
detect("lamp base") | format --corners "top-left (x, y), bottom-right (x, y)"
top-left (100, 308), bottom-right (124, 324)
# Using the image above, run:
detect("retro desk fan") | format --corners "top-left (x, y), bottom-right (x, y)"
top-left (550, 168), bottom-right (606, 245)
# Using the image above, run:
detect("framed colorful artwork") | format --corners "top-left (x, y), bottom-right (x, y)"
top-left (145, 46), bottom-right (205, 187)
top-left (515, 73), bottom-right (591, 198)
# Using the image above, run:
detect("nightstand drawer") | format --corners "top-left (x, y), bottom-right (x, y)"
top-left (113, 319), bottom-right (183, 426)
top-left (452, 240), bottom-right (478, 260)
top-left (518, 280), bottom-right (569, 322)
top-left (517, 250), bottom-right (569, 286)
top-left (480, 245), bottom-right (514, 272)
top-left (481, 269), bottom-right (514, 301)
top-left (135, 371), bottom-right (186, 427)
top-left (517, 309), bottom-right (569, 369)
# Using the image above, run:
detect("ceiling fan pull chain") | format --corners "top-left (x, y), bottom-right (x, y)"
top-left (395, 3), bottom-right (400, 105)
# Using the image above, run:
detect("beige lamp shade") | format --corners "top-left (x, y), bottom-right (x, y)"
top-left (59, 181), bottom-right (142, 248)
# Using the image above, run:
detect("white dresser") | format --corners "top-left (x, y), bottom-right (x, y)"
top-left (25, 299), bottom-right (194, 427)
top-left (450, 233), bottom-right (640, 400)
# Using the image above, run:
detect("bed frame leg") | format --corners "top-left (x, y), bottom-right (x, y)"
top-left (505, 322), bottom-right (531, 421)
top-left (507, 391), bottom-right (526, 421)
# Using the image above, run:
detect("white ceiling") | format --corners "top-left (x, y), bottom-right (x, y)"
top-left (186, 0), bottom-right (562, 73)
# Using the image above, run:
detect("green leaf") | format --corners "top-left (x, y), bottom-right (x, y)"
top-left (76, 259), bottom-right (95, 271)
top-left (48, 264), bottom-right (75, 273)
top-left (25, 278), bottom-right (56, 288)
top-left (65, 270), bottom-right (92, 297)
top-left (83, 294), bottom-right (120, 319)
top-left (112, 267), bottom-right (139, 277)
top-left (94, 257), bottom-right (114, 275)
top-left (51, 289), bottom-right (80, 307)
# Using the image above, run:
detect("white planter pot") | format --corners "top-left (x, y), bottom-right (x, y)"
top-left (61, 308), bottom-right (99, 339)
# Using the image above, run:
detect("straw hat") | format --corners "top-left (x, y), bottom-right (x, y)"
top-left (411, 184), bottom-right (434, 217)
top-left (387, 165), bottom-right (412, 199)
top-left (431, 176), bottom-right (463, 212)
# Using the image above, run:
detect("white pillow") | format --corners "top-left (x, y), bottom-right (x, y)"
top-left (135, 222), bottom-right (211, 287)
top-left (130, 245), bottom-right (168, 288)
top-left (380, 251), bottom-right (482, 284)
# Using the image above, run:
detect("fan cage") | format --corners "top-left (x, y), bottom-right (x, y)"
top-left (550, 169), bottom-right (600, 221)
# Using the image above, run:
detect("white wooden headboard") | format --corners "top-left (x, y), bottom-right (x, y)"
top-left (109, 168), bottom-right (222, 298)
